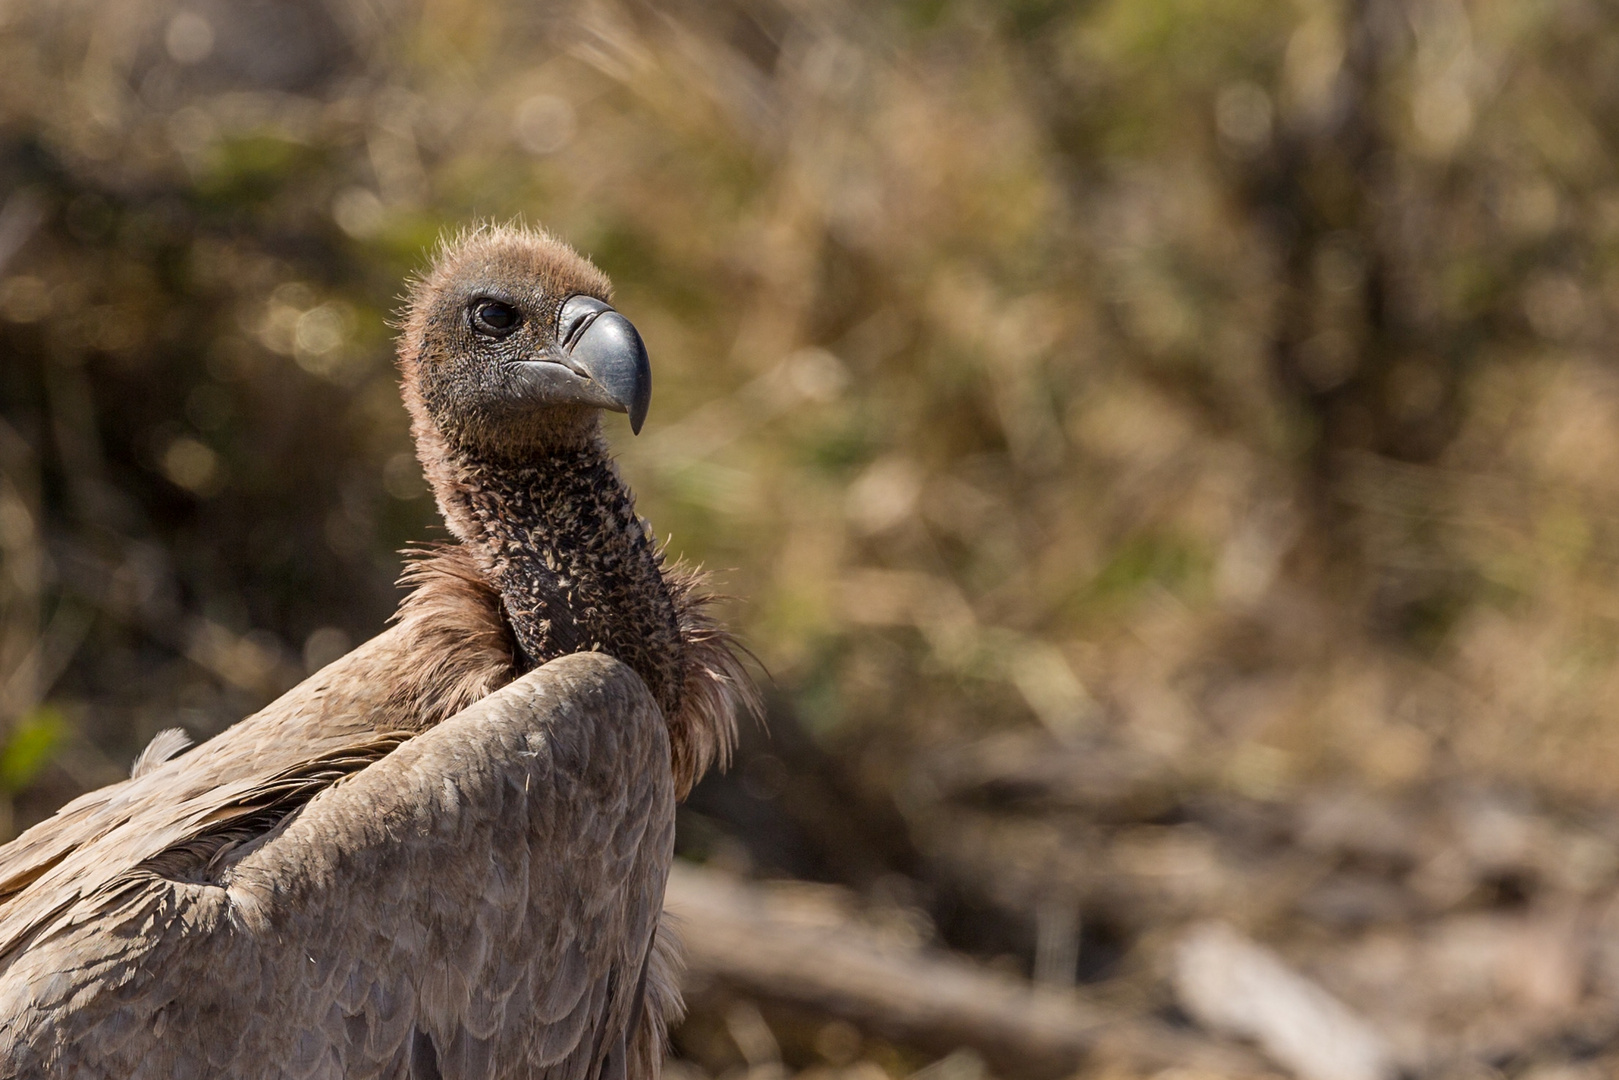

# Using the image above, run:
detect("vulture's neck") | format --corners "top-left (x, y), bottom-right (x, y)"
top-left (440, 437), bottom-right (686, 718)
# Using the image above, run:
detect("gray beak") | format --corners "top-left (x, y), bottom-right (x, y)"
top-left (506, 296), bottom-right (652, 434)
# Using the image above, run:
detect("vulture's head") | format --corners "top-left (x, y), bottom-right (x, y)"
top-left (399, 225), bottom-right (651, 459)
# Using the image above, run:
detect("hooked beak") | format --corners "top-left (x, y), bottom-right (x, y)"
top-left (506, 296), bottom-right (652, 434)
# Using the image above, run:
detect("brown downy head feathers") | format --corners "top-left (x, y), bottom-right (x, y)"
top-left (399, 225), bottom-right (615, 538)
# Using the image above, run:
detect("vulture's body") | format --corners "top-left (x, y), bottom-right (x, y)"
top-left (0, 228), bottom-right (753, 1078)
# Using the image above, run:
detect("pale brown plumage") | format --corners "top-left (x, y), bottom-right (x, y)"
top-left (0, 225), bottom-right (756, 1078)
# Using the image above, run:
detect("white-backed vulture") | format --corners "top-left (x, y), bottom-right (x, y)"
top-left (0, 225), bottom-right (756, 1079)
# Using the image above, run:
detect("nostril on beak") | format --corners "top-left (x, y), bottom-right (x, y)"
top-left (559, 296), bottom-right (612, 354)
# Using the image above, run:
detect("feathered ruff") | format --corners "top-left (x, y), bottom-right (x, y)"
top-left (394, 544), bottom-right (756, 800)
top-left (389, 544), bottom-right (519, 729)
top-left (661, 559), bottom-right (759, 799)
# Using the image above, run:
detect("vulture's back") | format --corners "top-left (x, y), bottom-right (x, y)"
top-left (0, 549), bottom-right (516, 963)
top-left (0, 645), bottom-right (677, 1080)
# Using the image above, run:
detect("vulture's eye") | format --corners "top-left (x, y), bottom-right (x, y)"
top-left (471, 300), bottom-right (521, 337)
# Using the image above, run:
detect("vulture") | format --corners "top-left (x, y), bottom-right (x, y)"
top-left (0, 226), bottom-right (756, 1078)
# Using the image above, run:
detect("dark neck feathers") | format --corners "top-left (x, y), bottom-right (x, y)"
top-left (434, 433), bottom-right (687, 720)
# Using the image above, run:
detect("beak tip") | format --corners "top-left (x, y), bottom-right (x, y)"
top-left (629, 354), bottom-right (651, 434)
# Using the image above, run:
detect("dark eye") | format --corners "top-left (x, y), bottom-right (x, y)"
top-left (471, 300), bottom-right (520, 336)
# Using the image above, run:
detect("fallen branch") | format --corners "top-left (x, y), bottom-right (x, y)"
top-left (665, 862), bottom-right (1276, 1078)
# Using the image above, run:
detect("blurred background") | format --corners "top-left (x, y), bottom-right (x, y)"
top-left (5, 0), bottom-right (1619, 1076)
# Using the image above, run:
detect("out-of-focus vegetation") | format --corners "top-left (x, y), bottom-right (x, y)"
top-left (8, 0), bottom-right (1619, 1075)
